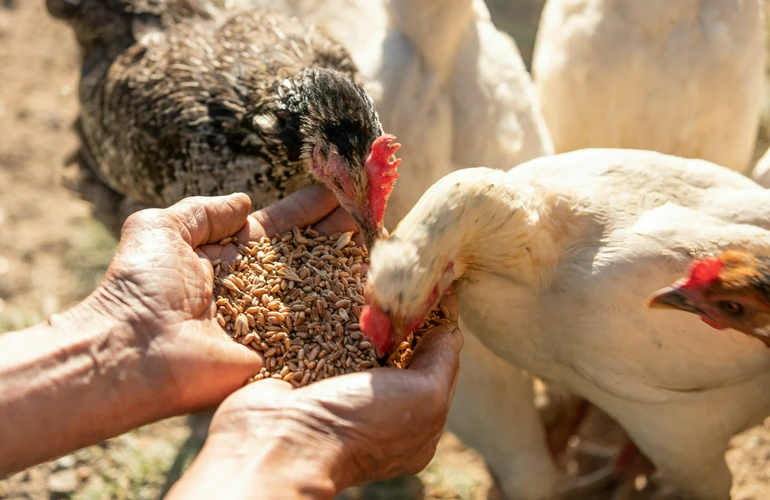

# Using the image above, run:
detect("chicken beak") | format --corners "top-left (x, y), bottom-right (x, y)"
top-left (361, 227), bottom-right (379, 252)
top-left (354, 217), bottom-right (384, 251)
top-left (372, 314), bottom-right (409, 361)
top-left (375, 345), bottom-right (389, 361)
top-left (375, 324), bottom-right (407, 361)
top-left (645, 285), bottom-right (701, 314)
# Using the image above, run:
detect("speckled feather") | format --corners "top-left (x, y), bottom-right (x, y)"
top-left (716, 251), bottom-right (770, 302)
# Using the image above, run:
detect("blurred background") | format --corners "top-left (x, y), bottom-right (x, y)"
top-left (2, 1), bottom-right (770, 498)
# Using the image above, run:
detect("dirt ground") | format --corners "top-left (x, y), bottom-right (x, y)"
top-left (2, 1), bottom-right (770, 499)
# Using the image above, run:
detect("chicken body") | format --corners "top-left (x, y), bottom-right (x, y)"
top-left (532, 0), bottom-right (765, 172)
top-left (49, 0), bottom-right (394, 245)
top-left (366, 149), bottom-right (770, 499)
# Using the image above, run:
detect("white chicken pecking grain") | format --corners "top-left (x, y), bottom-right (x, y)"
top-left (363, 148), bottom-right (770, 500)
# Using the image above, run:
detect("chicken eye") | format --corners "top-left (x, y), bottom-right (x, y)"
top-left (719, 301), bottom-right (743, 316)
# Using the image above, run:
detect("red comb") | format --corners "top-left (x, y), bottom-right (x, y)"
top-left (360, 304), bottom-right (393, 354)
top-left (683, 256), bottom-right (723, 289)
top-left (365, 134), bottom-right (401, 227)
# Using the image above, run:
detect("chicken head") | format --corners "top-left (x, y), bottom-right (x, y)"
top-left (361, 236), bottom-right (455, 356)
top-left (646, 250), bottom-right (770, 347)
top-left (311, 133), bottom-right (401, 250)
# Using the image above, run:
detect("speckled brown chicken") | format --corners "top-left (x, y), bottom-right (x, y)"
top-left (46, 0), bottom-right (400, 247)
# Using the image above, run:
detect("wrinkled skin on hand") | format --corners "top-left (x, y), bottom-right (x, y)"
top-left (97, 183), bottom-right (463, 492)
top-left (93, 185), bottom-right (374, 413)
top-left (207, 289), bottom-right (463, 488)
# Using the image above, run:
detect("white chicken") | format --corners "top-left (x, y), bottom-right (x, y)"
top-left (532, 0), bottom-right (766, 173)
top-left (358, 9), bottom-right (573, 492)
top-left (227, 0), bottom-right (389, 66)
top-left (369, 0), bottom-right (554, 228)
top-left (361, 148), bottom-right (770, 500)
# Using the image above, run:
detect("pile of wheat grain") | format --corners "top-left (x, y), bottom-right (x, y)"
top-left (213, 228), bottom-right (449, 387)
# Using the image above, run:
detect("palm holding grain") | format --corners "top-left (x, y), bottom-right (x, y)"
top-left (97, 186), bottom-right (360, 412)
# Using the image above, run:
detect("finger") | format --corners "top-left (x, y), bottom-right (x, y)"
top-left (166, 193), bottom-right (252, 247)
top-left (232, 377), bottom-right (295, 400)
top-left (437, 287), bottom-right (459, 322)
top-left (245, 378), bottom-right (294, 392)
top-left (196, 242), bottom-right (240, 264)
top-left (244, 185), bottom-right (340, 240)
top-left (206, 323), bottom-right (265, 374)
top-left (408, 323), bottom-right (463, 391)
top-left (312, 206), bottom-right (358, 236)
top-left (172, 321), bottom-right (265, 411)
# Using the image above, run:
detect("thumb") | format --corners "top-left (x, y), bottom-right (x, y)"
top-left (438, 287), bottom-right (458, 322)
top-left (215, 378), bottom-right (295, 415)
top-left (407, 321), bottom-right (463, 393)
top-left (167, 193), bottom-right (252, 247)
top-left (172, 323), bottom-right (265, 413)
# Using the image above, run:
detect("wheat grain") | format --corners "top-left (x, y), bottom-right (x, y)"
top-left (213, 229), bottom-right (448, 385)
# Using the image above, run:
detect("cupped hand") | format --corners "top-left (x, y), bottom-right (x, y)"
top-left (88, 185), bottom-right (362, 413)
top-left (197, 290), bottom-right (463, 491)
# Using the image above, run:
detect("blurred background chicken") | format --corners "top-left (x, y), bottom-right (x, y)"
top-left (47, 0), bottom-right (400, 249)
top-left (363, 148), bottom-right (770, 499)
top-left (752, 145), bottom-right (770, 187)
top-left (532, 0), bottom-right (766, 173)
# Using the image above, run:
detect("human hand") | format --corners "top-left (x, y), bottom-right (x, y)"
top-left (201, 183), bottom-right (373, 266)
top-left (78, 184), bottom-right (363, 415)
top-left (166, 291), bottom-right (463, 500)
top-left (0, 185), bottom-right (381, 475)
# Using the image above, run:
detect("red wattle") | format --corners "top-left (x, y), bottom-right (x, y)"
top-left (360, 305), bottom-right (393, 354)
top-left (701, 316), bottom-right (728, 330)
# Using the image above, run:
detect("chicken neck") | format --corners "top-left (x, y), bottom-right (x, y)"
top-left (392, 167), bottom-right (574, 291)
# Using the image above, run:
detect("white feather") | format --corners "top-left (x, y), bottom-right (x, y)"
top-left (532, 0), bottom-right (765, 173)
